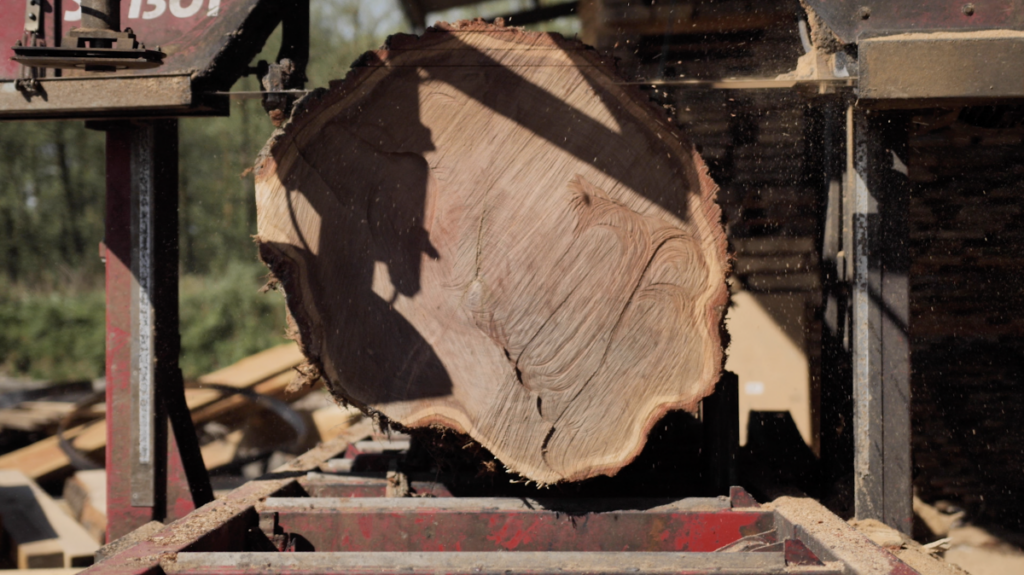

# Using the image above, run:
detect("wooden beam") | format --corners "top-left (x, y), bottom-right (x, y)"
top-left (0, 343), bottom-right (305, 481)
top-left (199, 430), bottom-right (246, 471)
top-left (0, 470), bottom-right (98, 569)
top-left (310, 405), bottom-right (363, 443)
top-left (595, 4), bottom-right (790, 37)
top-left (63, 471), bottom-right (107, 545)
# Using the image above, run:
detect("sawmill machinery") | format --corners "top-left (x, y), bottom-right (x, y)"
top-left (3, 0), bottom-right (1022, 573)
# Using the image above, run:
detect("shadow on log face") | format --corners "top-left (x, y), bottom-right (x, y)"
top-left (255, 22), bottom-right (728, 483)
top-left (424, 35), bottom-right (699, 222)
top-left (258, 62), bottom-right (453, 406)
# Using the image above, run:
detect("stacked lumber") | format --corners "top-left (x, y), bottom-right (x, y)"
top-left (0, 402), bottom-right (77, 433)
top-left (0, 470), bottom-right (97, 569)
top-left (0, 343), bottom-right (310, 481)
top-left (62, 470), bottom-right (106, 545)
top-left (0, 343), bottom-right (373, 560)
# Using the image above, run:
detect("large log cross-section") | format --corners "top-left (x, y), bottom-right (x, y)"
top-left (254, 21), bottom-right (729, 483)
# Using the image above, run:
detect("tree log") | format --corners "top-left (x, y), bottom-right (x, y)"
top-left (254, 21), bottom-right (729, 484)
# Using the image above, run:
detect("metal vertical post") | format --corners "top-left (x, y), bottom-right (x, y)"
top-left (104, 122), bottom-right (143, 540)
top-left (105, 120), bottom-right (211, 541)
top-left (846, 106), bottom-right (912, 535)
top-left (818, 97), bottom-right (853, 502)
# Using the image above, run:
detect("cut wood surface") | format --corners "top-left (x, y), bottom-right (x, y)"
top-left (255, 21), bottom-right (728, 483)
top-left (0, 470), bottom-right (98, 569)
top-left (0, 343), bottom-right (305, 480)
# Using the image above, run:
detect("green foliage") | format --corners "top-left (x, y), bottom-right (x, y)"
top-left (177, 1), bottom-right (404, 276)
top-left (0, 121), bottom-right (106, 289)
top-left (0, 1), bottom-right (399, 381)
top-left (0, 285), bottom-right (106, 381)
top-left (178, 261), bottom-right (289, 379)
top-left (0, 0), bottom-right (580, 382)
top-left (305, 0), bottom-right (406, 88)
top-left (0, 262), bottom-right (287, 381)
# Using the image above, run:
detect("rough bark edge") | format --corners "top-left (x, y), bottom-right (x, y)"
top-left (253, 19), bottom-right (732, 483)
top-left (799, 1), bottom-right (844, 53)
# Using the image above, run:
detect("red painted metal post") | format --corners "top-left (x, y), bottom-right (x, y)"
top-left (104, 120), bottom-right (211, 541)
top-left (105, 123), bottom-right (151, 540)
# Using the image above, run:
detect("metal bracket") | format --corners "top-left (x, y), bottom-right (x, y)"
top-left (12, 0), bottom-right (165, 73)
top-left (13, 27), bottom-right (165, 72)
top-left (13, 77), bottom-right (42, 96)
top-left (15, 0), bottom-right (48, 92)
top-left (250, 0), bottom-right (309, 126)
top-left (24, 0), bottom-right (41, 33)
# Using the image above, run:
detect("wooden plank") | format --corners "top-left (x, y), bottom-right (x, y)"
top-left (0, 343), bottom-right (305, 481)
top-left (199, 430), bottom-right (245, 471)
top-left (595, 5), bottom-right (791, 37)
top-left (63, 470), bottom-right (107, 545)
top-left (0, 422), bottom-right (108, 482)
top-left (733, 254), bottom-right (811, 275)
top-left (744, 273), bottom-right (821, 292)
top-left (0, 402), bottom-right (78, 432)
top-left (310, 405), bottom-right (363, 442)
top-left (0, 470), bottom-right (98, 569)
top-left (187, 370), bottom-right (303, 424)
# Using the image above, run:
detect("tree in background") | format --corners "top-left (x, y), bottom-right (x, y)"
top-left (0, 122), bottom-right (105, 289)
top-left (179, 0), bottom-right (405, 275)
top-left (0, 0), bottom-right (574, 381)
top-left (0, 0), bottom-right (403, 381)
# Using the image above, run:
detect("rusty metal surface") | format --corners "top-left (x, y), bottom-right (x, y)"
top-left (783, 538), bottom-right (825, 567)
top-left (802, 0), bottom-right (1024, 44)
top-left (0, 0), bottom-right (295, 118)
top-left (771, 496), bottom-right (922, 575)
top-left (104, 122), bottom-right (149, 541)
top-left (161, 551), bottom-right (814, 575)
top-left (79, 436), bottom-right (353, 575)
top-left (859, 32), bottom-right (1024, 102)
top-left (84, 447), bottom-right (919, 575)
top-left (105, 120), bottom-right (213, 537)
top-left (1, 0), bottom-right (282, 86)
top-left (0, 74), bottom-right (225, 120)
top-left (730, 486), bottom-right (762, 509)
top-left (259, 496), bottom-right (771, 553)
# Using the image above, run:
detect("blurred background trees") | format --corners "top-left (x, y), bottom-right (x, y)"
top-left (0, 0), bottom-right (568, 382)
top-left (0, 0), bottom-right (406, 381)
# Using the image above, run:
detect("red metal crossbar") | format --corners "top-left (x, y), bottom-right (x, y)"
top-left (81, 436), bottom-right (921, 575)
top-left (261, 497), bottom-right (774, 553)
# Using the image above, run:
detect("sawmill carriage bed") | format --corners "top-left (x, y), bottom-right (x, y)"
top-left (83, 435), bottom-right (921, 575)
